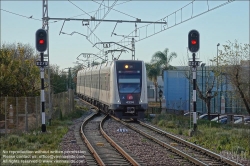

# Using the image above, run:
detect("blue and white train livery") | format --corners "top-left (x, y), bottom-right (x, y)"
top-left (76, 60), bottom-right (148, 119)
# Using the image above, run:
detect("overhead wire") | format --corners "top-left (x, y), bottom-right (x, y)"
top-left (87, 0), bottom-right (137, 60)
top-left (88, 0), bottom-right (118, 37)
top-left (1, 8), bottom-right (41, 21)
top-left (4, 1), bottom-right (232, 62)
top-left (91, 0), bottom-right (137, 19)
top-left (113, 0), bottom-right (235, 55)
top-left (66, 0), bottom-right (134, 20)
top-left (67, 0), bottom-right (137, 60)
top-left (93, 0), bottom-right (104, 18)
top-left (67, 0), bottom-right (91, 17)
top-left (1, 0), bottom-right (135, 25)
top-left (49, 0), bottom-right (133, 24)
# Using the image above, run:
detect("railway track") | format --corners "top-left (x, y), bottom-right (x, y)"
top-left (111, 115), bottom-right (243, 166)
top-left (79, 98), bottom-right (243, 165)
top-left (80, 110), bottom-right (141, 165)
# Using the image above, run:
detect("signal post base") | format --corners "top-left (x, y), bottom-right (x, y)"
top-left (42, 124), bottom-right (46, 132)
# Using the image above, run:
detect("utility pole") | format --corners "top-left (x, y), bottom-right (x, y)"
top-left (131, 38), bottom-right (135, 60)
top-left (42, 0), bottom-right (52, 126)
top-left (112, 26), bottom-right (137, 60)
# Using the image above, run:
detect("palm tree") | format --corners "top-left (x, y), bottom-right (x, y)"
top-left (151, 48), bottom-right (177, 78)
top-left (145, 63), bottom-right (161, 102)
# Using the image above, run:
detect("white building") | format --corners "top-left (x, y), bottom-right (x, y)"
top-left (147, 76), bottom-right (164, 102)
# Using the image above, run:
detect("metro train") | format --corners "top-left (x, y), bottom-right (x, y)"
top-left (76, 60), bottom-right (148, 119)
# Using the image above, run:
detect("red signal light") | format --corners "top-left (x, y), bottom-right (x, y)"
top-left (36, 29), bottom-right (47, 52)
top-left (188, 30), bottom-right (199, 53)
top-left (39, 39), bottom-right (44, 44)
top-left (191, 40), bottom-right (197, 45)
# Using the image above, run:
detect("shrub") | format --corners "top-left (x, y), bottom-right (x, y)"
top-left (157, 119), bottom-right (165, 127)
top-left (165, 121), bottom-right (176, 128)
top-left (178, 128), bottom-right (183, 135)
top-left (8, 135), bottom-right (20, 146)
top-left (27, 135), bottom-right (36, 143)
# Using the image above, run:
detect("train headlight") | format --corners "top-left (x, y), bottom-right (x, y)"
top-left (125, 65), bottom-right (129, 69)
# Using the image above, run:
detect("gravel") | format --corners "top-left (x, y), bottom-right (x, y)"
top-left (103, 119), bottom-right (192, 166)
top-left (59, 99), bottom-right (250, 165)
top-left (145, 121), bottom-right (250, 166)
top-left (59, 108), bottom-right (92, 166)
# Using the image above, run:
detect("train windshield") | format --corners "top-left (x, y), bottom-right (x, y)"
top-left (118, 74), bottom-right (141, 93)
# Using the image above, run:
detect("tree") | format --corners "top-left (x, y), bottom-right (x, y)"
top-left (214, 41), bottom-right (250, 114)
top-left (50, 64), bottom-right (68, 94)
top-left (145, 63), bottom-right (161, 102)
top-left (195, 70), bottom-right (218, 120)
top-left (0, 43), bottom-right (40, 97)
top-left (183, 61), bottom-right (219, 120)
top-left (151, 48), bottom-right (177, 78)
top-left (146, 48), bottom-right (177, 102)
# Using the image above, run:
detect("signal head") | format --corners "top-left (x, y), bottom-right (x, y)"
top-left (36, 29), bottom-right (47, 52)
top-left (188, 30), bottom-right (200, 53)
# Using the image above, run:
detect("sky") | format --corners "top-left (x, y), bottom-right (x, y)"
top-left (1, 0), bottom-right (249, 70)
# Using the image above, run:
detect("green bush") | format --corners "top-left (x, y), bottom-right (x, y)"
top-left (150, 113), bottom-right (250, 158)
top-left (157, 119), bottom-right (165, 127)
top-left (178, 128), bottom-right (183, 135)
top-left (8, 135), bottom-right (19, 146)
top-left (1, 104), bottom-right (88, 156)
top-left (26, 135), bottom-right (37, 143)
top-left (165, 121), bottom-right (176, 128)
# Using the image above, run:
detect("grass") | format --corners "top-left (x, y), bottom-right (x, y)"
top-left (0, 105), bottom-right (88, 166)
top-left (150, 113), bottom-right (250, 160)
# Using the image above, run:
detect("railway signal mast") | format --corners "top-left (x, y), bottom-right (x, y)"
top-left (188, 29), bottom-right (200, 132)
top-left (36, 29), bottom-right (48, 132)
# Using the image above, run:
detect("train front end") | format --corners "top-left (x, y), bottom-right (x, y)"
top-left (114, 60), bottom-right (148, 119)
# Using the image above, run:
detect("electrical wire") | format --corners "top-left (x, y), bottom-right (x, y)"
top-left (50, 0), bottom-right (133, 24)
top-left (68, 0), bottom-right (92, 17)
top-left (91, 0), bottom-right (137, 19)
top-left (88, 0), bottom-right (118, 37)
top-left (115, 0), bottom-right (235, 51)
top-left (1, 0), bottom-right (133, 25)
top-left (1, 8), bottom-right (41, 21)
top-left (93, 0), bottom-right (104, 18)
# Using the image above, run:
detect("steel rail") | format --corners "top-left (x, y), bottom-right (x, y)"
top-left (77, 98), bottom-right (244, 165)
top-left (80, 98), bottom-right (205, 165)
top-left (111, 115), bottom-right (208, 166)
top-left (79, 99), bottom-right (140, 165)
top-left (100, 115), bottom-right (140, 166)
top-left (138, 121), bottom-right (243, 166)
top-left (80, 112), bottom-right (105, 166)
